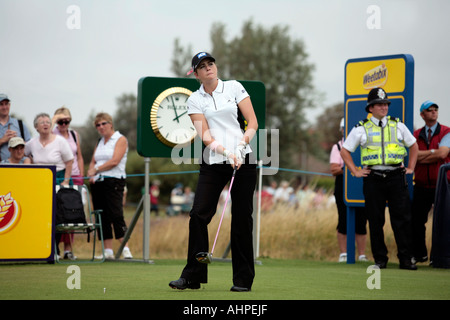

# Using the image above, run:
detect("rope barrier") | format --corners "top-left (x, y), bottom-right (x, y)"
top-left (74, 166), bottom-right (332, 181)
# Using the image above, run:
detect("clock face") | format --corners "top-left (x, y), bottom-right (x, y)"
top-left (150, 87), bottom-right (197, 147)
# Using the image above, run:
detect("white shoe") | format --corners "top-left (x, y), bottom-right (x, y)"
top-left (122, 247), bottom-right (133, 259)
top-left (95, 249), bottom-right (114, 260)
top-left (339, 253), bottom-right (347, 262)
top-left (358, 255), bottom-right (369, 262)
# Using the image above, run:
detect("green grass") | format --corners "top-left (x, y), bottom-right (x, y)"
top-left (1, 259), bottom-right (449, 300)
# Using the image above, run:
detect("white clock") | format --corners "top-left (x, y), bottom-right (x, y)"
top-left (150, 87), bottom-right (197, 147)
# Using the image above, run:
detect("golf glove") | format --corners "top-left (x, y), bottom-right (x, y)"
top-left (234, 141), bottom-right (247, 165)
top-left (223, 149), bottom-right (236, 165)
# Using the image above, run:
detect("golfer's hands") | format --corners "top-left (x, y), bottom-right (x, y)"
top-left (223, 149), bottom-right (242, 169)
top-left (234, 141), bottom-right (246, 165)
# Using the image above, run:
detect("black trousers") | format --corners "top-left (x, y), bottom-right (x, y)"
top-left (91, 178), bottom-right (127, 240)
top-left (334, 174), bottom-right (367, 235)
top-left (363, 169), bottom-right (414, 263)
top-left (180, 161), bottom-right (257, 289)
top-left (411, 186), bottom-right (435, 259)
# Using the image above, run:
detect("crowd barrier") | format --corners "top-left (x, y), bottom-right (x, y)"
top-left (76, 166), bottom-right (333, 181)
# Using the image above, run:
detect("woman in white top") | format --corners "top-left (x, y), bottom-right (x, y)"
top-left (52, 107), bottom-right (85, 186)
top-left (87, 112), bottom-right (132, 260)
top-left (169, 52), bottom-right (258, 292)
top-left (25, 113), bottom-right (73, 185)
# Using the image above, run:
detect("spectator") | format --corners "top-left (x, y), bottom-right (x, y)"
top-left (266, 181), bottom-right (277, 196)
top-left (25, 113), bottom-right (73, 186)
top-left (0, 94), bottom-right (31, 162)
top-left (87, 112), bottom-right (132, 260)
top-left (150, 180), bottom-right (161, 215)
top-left (259, 186), bottom-right (274, 211)
top-left (182, 186), bottom-right (195, 214)
top-left (51, 106), bottom-right (88, 259)
top-left (274, 180), bottom-right (292, 204)
top-left (52, 106), bottom-right (85, 186)
top-left (296, 184), bottom-right (315, 211)
top-left (412, 101), bottom-right (450, 263)
top-left (167, 183), bottom-right (184, 216)
top-left (25, 112), bottom-right (75, 260)
top-left (0, 137), bottom-right (31, 164)
top-left (330, 118), bottom-right (367, 262)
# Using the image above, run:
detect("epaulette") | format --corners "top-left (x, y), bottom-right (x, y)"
top-left (387, 116), bottom-right (401, 123)
top-left (355, 119), bottom-right (369, 127)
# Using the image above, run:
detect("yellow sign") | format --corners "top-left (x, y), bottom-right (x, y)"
top-left (0, 167), bottom-right (54, 260)
top-left (346, 58), bottom-right (406, 95)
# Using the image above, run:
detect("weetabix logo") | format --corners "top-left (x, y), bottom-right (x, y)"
top-left (363, 64), bottom-right (388, 89)
top-left (0, 192), bottom-right (21, 235)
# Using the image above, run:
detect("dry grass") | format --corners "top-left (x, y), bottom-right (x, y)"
top-left (67, 202), bottom-right (433, 263)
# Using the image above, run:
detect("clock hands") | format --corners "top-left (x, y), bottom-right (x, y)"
top-left (173, 111), bottom-right (188, 122)
top-left (170, 96), bottom-right (180, 123)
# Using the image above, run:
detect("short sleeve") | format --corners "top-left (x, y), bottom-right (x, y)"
top-left (187, 92), bottom-right (203, 115)
top-left (232, 81), bottom-right (250, 104)
top-left (397, 122), bottom-right (416, 147)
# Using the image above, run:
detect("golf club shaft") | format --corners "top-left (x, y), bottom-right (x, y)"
top-left (211, 167), bottom-right (237, 255)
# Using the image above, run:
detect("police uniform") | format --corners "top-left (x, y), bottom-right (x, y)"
top-left (342, 88), bottom-right (417, 269)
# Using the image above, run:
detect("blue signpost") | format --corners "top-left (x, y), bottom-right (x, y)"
top-left (343, 54), bottom-right (414, 263)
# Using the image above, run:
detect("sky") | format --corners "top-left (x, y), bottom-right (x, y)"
top-left (1, 0), bottom-right (449, 137)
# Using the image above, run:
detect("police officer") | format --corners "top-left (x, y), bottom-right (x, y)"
top-left (340, 87), bottom-right (419, 270)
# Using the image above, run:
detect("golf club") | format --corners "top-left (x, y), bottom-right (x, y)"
top-left (196, 166), bottom-right (237, 264)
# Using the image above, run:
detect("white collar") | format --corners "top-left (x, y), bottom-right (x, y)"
top-left (199, 79), bottom-right (223, 96)
top-left (370, 116), bottom-right (387, 127)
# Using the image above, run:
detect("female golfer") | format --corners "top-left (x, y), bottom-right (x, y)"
top-left (169, 52), bottom-right (258, 292)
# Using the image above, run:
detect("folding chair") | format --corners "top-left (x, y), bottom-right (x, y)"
top-left (54, 184), bottom-right (105, 264)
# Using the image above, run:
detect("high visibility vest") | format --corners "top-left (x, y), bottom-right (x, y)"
top-left (360, 117), bottom-right (407, 166)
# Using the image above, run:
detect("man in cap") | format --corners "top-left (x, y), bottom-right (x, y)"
top-left (412, 101), bottom-right (450, 264)
top-left (0, 137), bottom-right (31, 164)
top-left (340, 87), bottom-right (419, 270)
top-left (0, 94), bottom-right (31, 161)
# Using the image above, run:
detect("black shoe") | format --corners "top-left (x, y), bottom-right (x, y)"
top-left (169, 278), bottom-right (200, 290)
top-left (230, 285), bottom-right (250, 292)
top-left (399, 259), bottom-right (418, 270)
top-left (374, 261), bottom-right (387, 269)
top-left (413, 256), bottom-right (428, 263)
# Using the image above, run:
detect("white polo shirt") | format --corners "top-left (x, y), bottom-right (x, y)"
top-left (187, 79), bottom-right (251, 164)
top-left (342, 116), bottom-right (416, 170)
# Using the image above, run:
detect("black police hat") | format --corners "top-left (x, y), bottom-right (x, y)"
top-left (366, 87), bottom-right (391, 113)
